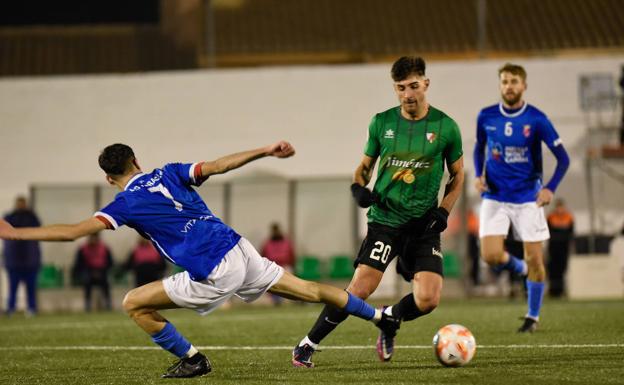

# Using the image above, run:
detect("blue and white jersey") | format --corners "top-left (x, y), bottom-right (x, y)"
top-left (94, 163), bottom-right (241, 281)
top-left (474, 102), bottom-right (563, 204)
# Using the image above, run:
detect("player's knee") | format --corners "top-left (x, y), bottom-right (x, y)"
top-left (122, 289), bottom-right (140, 316)
top-left (346, 282), bottom-right (375, 299)
top-left (525, 253), bottom-right (544, 268)
top-left (526, 260), bottom-right (546, 280)
top-left (347, 287), bottom-right (372, 299)
top-left (481, 250), bottom-right (504, 265)
top-left (415, 293), bottom-right (440, 314)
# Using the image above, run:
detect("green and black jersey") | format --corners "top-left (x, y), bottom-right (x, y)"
top-left (364, 105), bottom-right (463, 227)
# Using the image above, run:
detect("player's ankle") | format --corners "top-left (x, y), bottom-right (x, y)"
top-left (185, 345), bottom-right (199, 358)
top-left (299, 336), bottom-right (319, 350)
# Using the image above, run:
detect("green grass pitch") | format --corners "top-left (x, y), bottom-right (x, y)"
top-left (1, 298), bottom-right (623, 384)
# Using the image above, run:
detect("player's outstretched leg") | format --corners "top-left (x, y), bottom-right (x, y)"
top-left (293, 265), bottom-right (384, 367)
top-left (122, 281), bottom-right (211, 378)
top-left (269, 271), bottom-right (400, 367)
top-left (292, 304), bottom-right (400, 368)
top-left (292, 305), bottom-right (350, 368)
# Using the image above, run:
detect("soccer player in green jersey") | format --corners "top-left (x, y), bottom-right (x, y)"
top-left (293, 56), bottom-right (464, 367)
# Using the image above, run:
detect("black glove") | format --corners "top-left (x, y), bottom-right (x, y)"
top-left (350, 183), bottom-right (379, 208)
top-left (424, 207), bottom-right (449, 234)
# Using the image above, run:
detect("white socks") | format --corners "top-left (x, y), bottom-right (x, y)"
top-left (299, 336), bottom-right (319, 349)
top-left (185, 345), bottom-right (199, 358)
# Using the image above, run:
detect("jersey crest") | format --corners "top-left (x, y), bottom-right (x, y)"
top-left (523, 124), bottom-right (531, 137)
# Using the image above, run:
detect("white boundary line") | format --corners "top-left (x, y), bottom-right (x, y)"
top-left (0, 344), bottom-right (622, 351)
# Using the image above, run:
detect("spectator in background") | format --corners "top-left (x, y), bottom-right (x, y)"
top-left (2, 196), bottom-right (41, 316)
top-left (546, 199), bottom-right (574, 298)
top-left (124, 237), bottom-right (167, 287)
top-left (261, 223), bottom-right (295, 305)
top-left (73, 233), bottom-right (114, 311)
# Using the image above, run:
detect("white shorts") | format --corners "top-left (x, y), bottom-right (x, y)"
top-left (162, 237), bottom-right (284, 315)
top-left (479, 199), bottom-right (550, 242)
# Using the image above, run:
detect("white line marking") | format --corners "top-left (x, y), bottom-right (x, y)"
top-left (0, 344), bottom-right (622, 351)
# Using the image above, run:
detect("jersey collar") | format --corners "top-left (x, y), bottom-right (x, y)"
top-left (499, 101), bottom-right (528, 118)
top-left (124, 172), bottom-right (145, 191)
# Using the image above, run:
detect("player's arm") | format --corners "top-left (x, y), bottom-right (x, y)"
top-left (537, 118), bottom-right (570, 207)
top-left (199, 140), bottom-right (295, 178)
top-left (0, 217), bottom-right (106, 242)
top-left (537, 141), bottom-right (569, 206)
top-left (353, 155), bottom-right (377, 186)
top-left (350, 155), bottom-right (380, 208)
top-left (440, 156), bottom-right (465, 213)
top-left (423, 156), bottom-right (464, 234)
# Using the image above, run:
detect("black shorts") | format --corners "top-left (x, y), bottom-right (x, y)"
top-left (354, 222), bottom-right (444, 281)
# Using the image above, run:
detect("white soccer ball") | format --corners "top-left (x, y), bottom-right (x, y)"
top-left (432, 324), bottom-right (476, 367)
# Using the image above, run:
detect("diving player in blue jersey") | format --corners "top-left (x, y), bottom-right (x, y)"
top-left (0, 140), bottom-right (399, 378)
top-left (473, 63), bottom-right (570, 333)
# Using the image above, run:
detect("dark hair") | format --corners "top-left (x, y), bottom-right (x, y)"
top-left (98, 143), bottom-right (135, 176)
top-left (391, 56), bottom-right (426, 81)
top-left (498, 63), bottom-right (527, 81)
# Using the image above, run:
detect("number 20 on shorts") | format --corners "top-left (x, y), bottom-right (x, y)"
top-left (370, 241), bottom-right (391, 264)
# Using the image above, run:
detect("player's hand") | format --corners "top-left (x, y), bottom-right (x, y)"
top-left (350, 183), bottom-right (379, 208)
top-left (474, 176), bottom-right (488, 193)
top-left (267, 141), bottom-right (295, 158)
top-left (0, 219), bottom-right (16, 240)
top-left (536, 188), bottom-right (553, 207)
top-left (424, 207), bottom-right (449, 234)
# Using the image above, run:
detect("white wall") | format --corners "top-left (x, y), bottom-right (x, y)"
top-left (1, 54), bottom-right (624, 232)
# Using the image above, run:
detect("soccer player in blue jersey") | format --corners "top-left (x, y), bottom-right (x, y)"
top-left (0, 140), bottom-right (399, 378)
top-left (473, 63), bottom-right (570, 333)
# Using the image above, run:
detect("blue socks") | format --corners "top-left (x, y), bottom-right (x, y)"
top-left (151, 322), bottom-right (192, 358)
top-left (493, 253), bottom-right (526, 275)
top-left (344, 292), bottom-right (375, 320)
top-left (526, 280), bottom-right (545, 320)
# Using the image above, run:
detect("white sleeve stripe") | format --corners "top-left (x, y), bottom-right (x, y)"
top-left (94, 212), bottom-right (119, 229)
top-left (553, 138), bottom-right (562, 146)
top-left (189, 162), bottom-right (200, 183)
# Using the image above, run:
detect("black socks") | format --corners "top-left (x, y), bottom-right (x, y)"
top-left (391, 293), bottom-right (429, 321)
top-left (308, 305), bottom-right (350, 344)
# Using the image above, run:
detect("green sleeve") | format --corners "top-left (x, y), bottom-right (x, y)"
top-left (363, 114), bottom-right (380, 157)
top-left (444, 119), bottom-right (464, 165)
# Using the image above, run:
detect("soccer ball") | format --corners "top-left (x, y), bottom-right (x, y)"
top-left (432, 324), bottom-right (476, 367)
